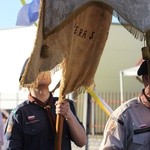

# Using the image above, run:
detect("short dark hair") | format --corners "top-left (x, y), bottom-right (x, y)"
top-left (137, 60), bottom-right (148, 76)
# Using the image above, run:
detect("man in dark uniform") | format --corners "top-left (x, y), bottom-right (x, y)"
top-left (100, 60), bottom-right (150, 150)
top-left (3, 59), bottom-right (87, 150)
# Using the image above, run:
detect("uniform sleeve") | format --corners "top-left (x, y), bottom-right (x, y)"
top-left (3, 109), bottom-right (24, 150)
top-left (100, 113), bottom-right (127, 150)
top-left (69, 100), bottom-right (84, 127)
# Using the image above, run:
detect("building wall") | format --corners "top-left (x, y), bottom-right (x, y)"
top-left (94, 23), bottom-right (144, 94)
top-left (0, 24), bottom-right (143, 95)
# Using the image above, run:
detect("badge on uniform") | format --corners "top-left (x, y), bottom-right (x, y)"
top-left (139, 124), bottom-right (147, 128)
top-left (107, 120), bottom-right (116, 134)
top-left (26, 115), bottom-right (39, 124)
top-left (28, 115), bottom-right (35, 121)
top-left (107, 117), bottom-right (124, 134)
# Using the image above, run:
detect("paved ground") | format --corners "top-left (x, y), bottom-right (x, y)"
top-left (72, 135), bottom-right (103, 150)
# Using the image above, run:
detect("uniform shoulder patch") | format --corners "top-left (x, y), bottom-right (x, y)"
top-left (107, 119), bottom-right (117, 134)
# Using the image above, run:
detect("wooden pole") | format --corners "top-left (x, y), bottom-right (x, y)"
top-left (40, 0), bottom-right (65, 147)
top-left (55, 115), bottom-right (64, 150)
top-left (55, 94), bottom-right (65, 150)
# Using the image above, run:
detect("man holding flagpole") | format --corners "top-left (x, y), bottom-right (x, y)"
top-left (2, 59), bottom-right (86, 150)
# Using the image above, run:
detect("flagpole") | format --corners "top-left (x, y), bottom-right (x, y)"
top-left (20, 0), bottom-right (26, 5)
top-left (55, 115), bottom-right (64, 150)
top-left (41, 0), bottom-right (65, 147)
top-left (54, 93), bottom-right (65, 150)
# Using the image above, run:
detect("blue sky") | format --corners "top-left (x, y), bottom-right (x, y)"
top-left (0, 0), bottom-right (119, 29)
top-left (0, 0), bottom-right (32, 29)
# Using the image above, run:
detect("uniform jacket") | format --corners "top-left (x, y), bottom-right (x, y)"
top-left (100, 97), bottom-right (150, 150)
top-left (3, 96), bottom-right (82, 150)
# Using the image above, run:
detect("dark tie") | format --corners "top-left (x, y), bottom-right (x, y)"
top-left (28, 93), bottom-right (56, 132)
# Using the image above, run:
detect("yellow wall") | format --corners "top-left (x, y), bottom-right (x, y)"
top-left (94, 23), bottom-right (144, 93)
